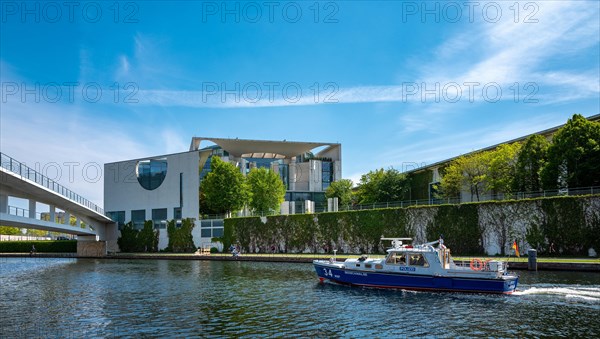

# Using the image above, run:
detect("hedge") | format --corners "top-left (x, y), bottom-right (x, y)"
top-left (0, 240), bottom-right (77, 253)
top-left (224, 195), bottom-right (600, 256)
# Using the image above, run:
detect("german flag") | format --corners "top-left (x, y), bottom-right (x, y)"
top-left (512, 240), bottom-right (520, 257)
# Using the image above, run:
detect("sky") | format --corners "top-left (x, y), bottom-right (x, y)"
top-left (1, 0), bottom-right (599, 207)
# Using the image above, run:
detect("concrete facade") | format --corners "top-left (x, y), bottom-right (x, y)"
top-left (104, 137), bottom-right (343, 251)
top-left (104, 150), bottom-right (200, 227)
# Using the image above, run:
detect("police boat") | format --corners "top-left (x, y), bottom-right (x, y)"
top-left (313, 238), bottom-right (518, 294)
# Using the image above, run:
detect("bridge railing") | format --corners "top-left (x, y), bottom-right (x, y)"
top-left (1, 152), bottom-right (104, 215)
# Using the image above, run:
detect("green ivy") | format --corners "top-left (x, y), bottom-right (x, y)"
top-left (538, 197), bottom-right (588, 255)
top-left (427, 204), bottom-right (481, 255)
top-left (167, 218), bottom-right (196, 253)
top-left (117, 221), bottom-right (158, 253)
top-left (224, 195), bottom-right (599, 256)
top-left (407, 170), bottom-right (434, 201)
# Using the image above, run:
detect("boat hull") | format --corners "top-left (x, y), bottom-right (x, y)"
top-left (314, 262), bottom-right (518, 294)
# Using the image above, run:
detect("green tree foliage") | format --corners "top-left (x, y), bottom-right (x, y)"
top-left (439, 153), bottom-right (488, 201)
top-left (201, 156), bottom-right (249, 215)
top-left (117, 221), bottom-right (158, 252)
top-left (440, 144), bottom-right (521, 201)
top-left (486, 143), bottom-right (521, 196)
top-left (167, 218), bottom-right (196, 253)
top-left (407, 170), bottom-right (433, 201)
top-left (541, 114), bottom-right (600, 189)
top-left (513, 134), bottom-right (549, 192)
top-left (325, 179), bottom-right (354, 208)
top-left (356, 168), bottom-right (410, 204)
top-left (0, 226), bottom-right (22, 235)
top-left (246, 167), bottom-right (286, 215)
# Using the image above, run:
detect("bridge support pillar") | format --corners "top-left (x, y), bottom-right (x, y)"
top-left (64, 211), bottom-right (70, 225)
top-left (28, 199), bottom-right (36, 219)
top-left (0, 194), bottom-right (7, 213)
top-left (77, 235), bottom-right (106, 257)
top-left (49, 205), bottom-right (56, 222)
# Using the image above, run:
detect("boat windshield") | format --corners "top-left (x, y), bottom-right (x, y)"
top-left (408, 253), bottom-right (429, 267)
top-left (386, 252), bottom-right (406, 265)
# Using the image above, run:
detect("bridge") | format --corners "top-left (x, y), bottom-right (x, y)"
top-left (0, 153), bottom-right (117, 256)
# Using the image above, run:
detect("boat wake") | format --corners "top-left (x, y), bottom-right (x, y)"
top-left (514, 286), bottom-right (600, 303)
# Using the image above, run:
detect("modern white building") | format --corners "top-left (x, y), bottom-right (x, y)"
top-left (104, 137), bottom-right (342, 249)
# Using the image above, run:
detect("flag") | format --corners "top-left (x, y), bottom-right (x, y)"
top-left (512, 240), bottom-right (520, 257)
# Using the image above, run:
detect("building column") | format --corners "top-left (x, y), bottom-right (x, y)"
top-left (76, 217), bottom-right (81, 228)
top-left (28, 199), bottom-right (36, 219)
top-left (0, 194), bottom-right (8, 214)
top-left (289, 164), bottom-right (296, 191)
top-left (49, 205), bottom-right (56, 222)
top-left (64, 211), bottom-right (70, 225)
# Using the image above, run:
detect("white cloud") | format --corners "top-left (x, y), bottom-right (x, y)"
top-left (0, 100), bottom-right (149, 206)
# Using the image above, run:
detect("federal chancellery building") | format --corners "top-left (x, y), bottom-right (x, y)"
top-left (104, 137), bottom-right (341, 249)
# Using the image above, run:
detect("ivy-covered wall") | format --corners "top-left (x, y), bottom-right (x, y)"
top-left (406, 170), bottom-right (434, 201)
top-left (224, 195), bottom-right (600, 256)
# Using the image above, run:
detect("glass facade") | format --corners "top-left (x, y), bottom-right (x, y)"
top-left (136, 159), bottom-right (168, 190)
top-left (152, 208), bottom-right (168, 229)
top-left (200, 219), bottom-right (224, 238)
top-left (322, 161), bottom-right (333, 190)
top-left (284, 192), bottom-right (327, 212)
top-left (107, 211), bottom-right (125, 229)
top-left (279, 164), bottom-right (289, 189)
top-left (199, 155), bottom-right (212, 183)
top-left (131, 209), bottom-right (146, 230)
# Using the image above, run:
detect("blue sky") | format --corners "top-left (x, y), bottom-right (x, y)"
top-left (1, 0), bottom-right (599, 206)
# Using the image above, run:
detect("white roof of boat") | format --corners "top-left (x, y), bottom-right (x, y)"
top-left (387, 246), bottom-right (434, 253)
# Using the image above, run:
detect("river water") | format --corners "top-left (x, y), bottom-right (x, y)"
top-left (0, 258), bottom-right (598, 338)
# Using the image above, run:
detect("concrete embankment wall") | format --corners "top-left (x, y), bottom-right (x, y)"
top-left (224, 195), bottom-right (600, 257)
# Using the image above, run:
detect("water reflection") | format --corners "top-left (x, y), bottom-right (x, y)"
top-left (0, 258), bottom-right (598, 338)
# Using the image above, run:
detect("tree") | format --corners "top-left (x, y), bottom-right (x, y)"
top-left (200, 157), bottom-right (249, 216)
top-left (356, 168), bottom-right (410, 204)
top-left (541, 114), bottom-right (600, 189)
top-left (325, 179), bottom-right (354, 208)
top-left (0, 226), bottom-right (21, 235)
top-left (439, 152), bottom-right (488, 201)
top-left (246, 167), bottom-right (286, 215)
top-left (486, 143), bottom-right (521, 197)
top-left (513, 134), bottom-right (549, 192)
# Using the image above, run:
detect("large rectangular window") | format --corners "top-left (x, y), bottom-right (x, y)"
top-left (152, 208), bottom-right (168, 229)
top-left (107, 211), bottom-right (126, 229)
top-left (200, 219), bottom-right (224, 238)
top-left (322, 161), bottom-right (333, 190)
top-left (131, 209), bottom-right (146, 230)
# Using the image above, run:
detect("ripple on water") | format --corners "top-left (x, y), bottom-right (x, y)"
top-left (1, 259), bottom-right (599, 338)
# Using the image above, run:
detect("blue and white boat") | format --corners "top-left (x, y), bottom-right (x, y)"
top-left (313, 238), bottom-right (518, 294)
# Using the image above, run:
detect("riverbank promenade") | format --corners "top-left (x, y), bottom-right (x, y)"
top-left (1, 252), bottom-right (598, 272)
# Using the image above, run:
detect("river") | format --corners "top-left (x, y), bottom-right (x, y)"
top-left (0, 258), bottom-right (598, 338)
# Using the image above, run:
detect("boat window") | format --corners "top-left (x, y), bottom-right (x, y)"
top-left (409, 254), bottom-right (429, 267)
top-left (385, 253), bottom-right (406, 265)
top-left (365, 264), bottom-right (372, 269)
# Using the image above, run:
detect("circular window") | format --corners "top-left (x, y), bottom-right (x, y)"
top-left (136, 159), bottom-right (167, 190)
